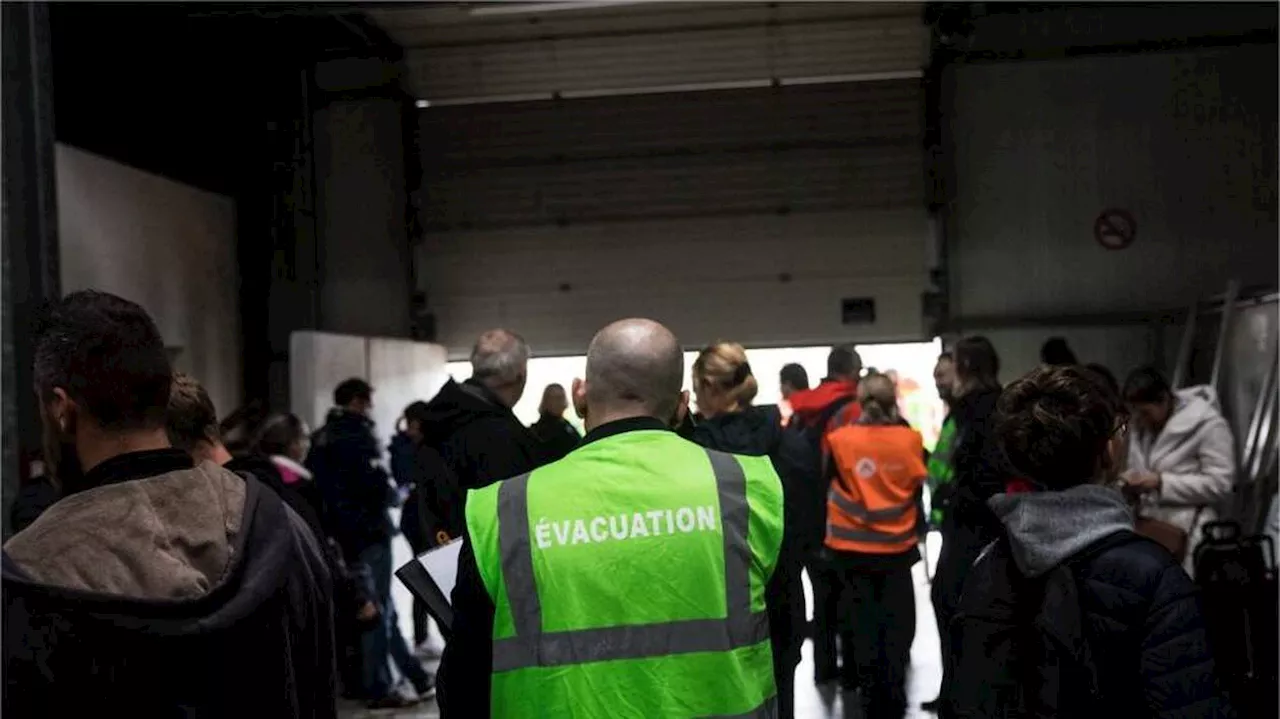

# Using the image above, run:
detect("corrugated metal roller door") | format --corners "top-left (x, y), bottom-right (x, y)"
top-left (373, 3), bottom-right (926, 102)
top-left (379, 4), bottom-right (930, 356)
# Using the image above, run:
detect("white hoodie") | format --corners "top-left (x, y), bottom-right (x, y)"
top-left (1128, 385), bottom-right (1236, 574)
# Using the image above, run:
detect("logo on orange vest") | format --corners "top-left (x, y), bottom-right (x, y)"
top-left (855, 458), bottom-right (877, 478)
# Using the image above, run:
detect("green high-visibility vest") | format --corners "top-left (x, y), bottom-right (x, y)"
top-left (466, 428), bottom-right (784, 718)
top-left (927, 416), bottom-right (957, 525)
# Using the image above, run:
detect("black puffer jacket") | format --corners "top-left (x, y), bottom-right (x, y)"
top-left (691, 406), bottom-right (811, 668)
top-left (953, 485), bottom-right (1231, 718)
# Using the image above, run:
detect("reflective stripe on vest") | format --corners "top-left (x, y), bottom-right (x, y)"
top-left (827, 485), bottom-right (915, 523)
top-left (491, 448), bottom-right (767, 673)
top-left (826, 521), bottom-right (920, 545)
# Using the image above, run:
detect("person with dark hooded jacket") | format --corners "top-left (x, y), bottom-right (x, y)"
top-left (782, 343), bottom-right (863, 683)
top-left (416, 329), bottom-right (545, 538)
top-left (309, 379), bottom-right (432, 708)
top-left (951, 365), bottom-right (1230, 718)
top-left (931, 335), bottom-right (1007, 714)
top-left (166, 378), bottom-right (379, 700)
top-left (3, 291), bottom-right (334, 717)
top-left (690, 342), bottom-right (812, 719)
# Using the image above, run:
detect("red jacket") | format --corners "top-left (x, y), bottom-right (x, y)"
top-left (788, 379), bottom-right (860, 432)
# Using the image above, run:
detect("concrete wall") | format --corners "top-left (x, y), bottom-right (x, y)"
top-left (949, 45), bottom-right (1278, 322)
top-left (55, 144), bottom-right (242, 415)
top-left (945, 43), bottom-right (1277, 383)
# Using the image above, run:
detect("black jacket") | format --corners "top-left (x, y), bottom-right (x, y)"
top-left (9, 476), bottom-right (58, 535)
top-left (2, 450), bottom-right (336, 717)
top-left (418, 379), bottom-right (544, 536)
top-left (953, 486), bottom-right (1230, 718)
top-left (530, 414), bottom-right (582, 464)
top-left (946, 385), bottom-right (1007, 543)
top-left (437, 417), bottom-right (785, 718)
top-left (227, 454), bottom-right (374, 621)
top-left (691, 406), bottom-right (809, 667)
top-left (308, 409), bottom-right (396, 559)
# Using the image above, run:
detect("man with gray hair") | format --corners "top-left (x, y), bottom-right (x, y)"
top-left (439, 319), bottom-right (787, 718)
top-left (413, 328), bottom-right (543, 540)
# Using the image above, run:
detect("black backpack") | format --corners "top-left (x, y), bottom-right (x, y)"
top-left (1194, 521), bottom-right (1279, 716)
top-left (951, 531), bottom-right (1147, 718)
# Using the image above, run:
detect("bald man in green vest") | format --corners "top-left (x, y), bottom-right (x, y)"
top-left (439, 318), bottom-right (785, 718)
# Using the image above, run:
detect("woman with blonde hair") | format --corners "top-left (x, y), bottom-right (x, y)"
top-left (690, 341), bottom-right (813, 719)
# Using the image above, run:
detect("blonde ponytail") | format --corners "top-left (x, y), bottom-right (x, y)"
top-left (693, 342), bottom-right (758, 412)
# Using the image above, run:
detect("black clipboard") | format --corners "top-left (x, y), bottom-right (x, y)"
top-left (394, 538), bottom-right (463, 636)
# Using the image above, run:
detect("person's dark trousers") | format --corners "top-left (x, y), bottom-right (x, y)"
top-left (839, 562), bottom-right (916, 719)
top-left (402, 497), bottom-right (432, 647)
top-left (773, 626), bottom-right (801, 719)
top-left (359, 540), bottom-right (432, 698)
top-left (929, 523), bottom-right (985, 716)
top-left (776, 666), bottom-right (795, 719)
top-left (809, 551), bottom-right (841, 683)
top-left (338, 611), bottom-right (366, 698)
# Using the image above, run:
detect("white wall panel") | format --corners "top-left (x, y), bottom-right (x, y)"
top-left (422, 210), bottom-right (929, 357)
top-left (950, 45), bottom-right (1278, 321)
top-left (366, 338), bottom-right (450, 455)
top-left (967, 325), bottom-right (1160, 388)
top-left (290, 332), bottom-right (368, 433)
top-left (290, 331), bottom-right (449, 459)
top-left (55, 144), bottom-right (242, 416)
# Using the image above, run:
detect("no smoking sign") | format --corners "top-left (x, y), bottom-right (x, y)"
top-left (1094, 208), bottom-right (1136, 250)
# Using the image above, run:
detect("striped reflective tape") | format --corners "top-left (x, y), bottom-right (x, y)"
top-left (491, 610), bottom-right (770, 672)
top-left (493, 447), bottom-right (766, 672)
top-left (826, 522), bottom-right (919, 545)
top-left (827, 486), bottom-right (915, 522)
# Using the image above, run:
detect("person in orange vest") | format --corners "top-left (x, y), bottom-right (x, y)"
top-left (825, 373), bottom-right (928, 719)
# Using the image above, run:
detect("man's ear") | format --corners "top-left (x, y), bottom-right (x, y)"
top-left (47, 388), bottom-right (75, 433)
top-left (571, 378), bottom-right (589, 420)
top-left (673, 390), bottom-right (690, 427)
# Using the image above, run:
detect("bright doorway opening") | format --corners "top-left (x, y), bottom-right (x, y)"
top-left (446, 338), bottom-right (946, 448)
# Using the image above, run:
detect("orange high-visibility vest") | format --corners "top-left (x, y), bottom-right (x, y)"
top-left (825, 423), bottom-right (927, 554)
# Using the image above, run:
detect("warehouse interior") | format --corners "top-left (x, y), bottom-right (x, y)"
top-left (2, 2), bottom-right (1277, 718)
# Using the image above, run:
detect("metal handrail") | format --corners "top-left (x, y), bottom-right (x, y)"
top-left (1209, 280), bottom-right (1241, 393)
top-left (1171, 298), bottom-right (1199, 390)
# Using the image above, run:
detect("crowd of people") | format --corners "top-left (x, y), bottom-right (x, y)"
top-left (0, 291), bottom-right (1249, 718)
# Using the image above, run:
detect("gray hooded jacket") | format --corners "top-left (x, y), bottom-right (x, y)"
top-left (989, 484), bottom-right (1134, 578)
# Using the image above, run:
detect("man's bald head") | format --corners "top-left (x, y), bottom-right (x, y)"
top-left (584, 319), bottom-right (684, 422)
top-left (858, 373), bottom-right (899, 420)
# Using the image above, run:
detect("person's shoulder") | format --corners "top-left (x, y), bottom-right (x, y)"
top-left (959, 538), bottom-right (1020, 610)
top-left (1076, 533), bottom-right (1192, 606)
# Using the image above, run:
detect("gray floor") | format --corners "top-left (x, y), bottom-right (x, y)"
top-left (342, 534), bottom-right (944, 718)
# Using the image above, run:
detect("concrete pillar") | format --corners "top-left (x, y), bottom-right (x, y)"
top-left (2, 2), bottom-right (60, 536)
top-left (312, 58), bottom-right (415, 340)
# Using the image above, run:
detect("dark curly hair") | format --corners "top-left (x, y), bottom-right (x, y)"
top-left (34, 290), bottom-right (172, 430)
top-left (994, 365), bottom-right (1121, 490)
